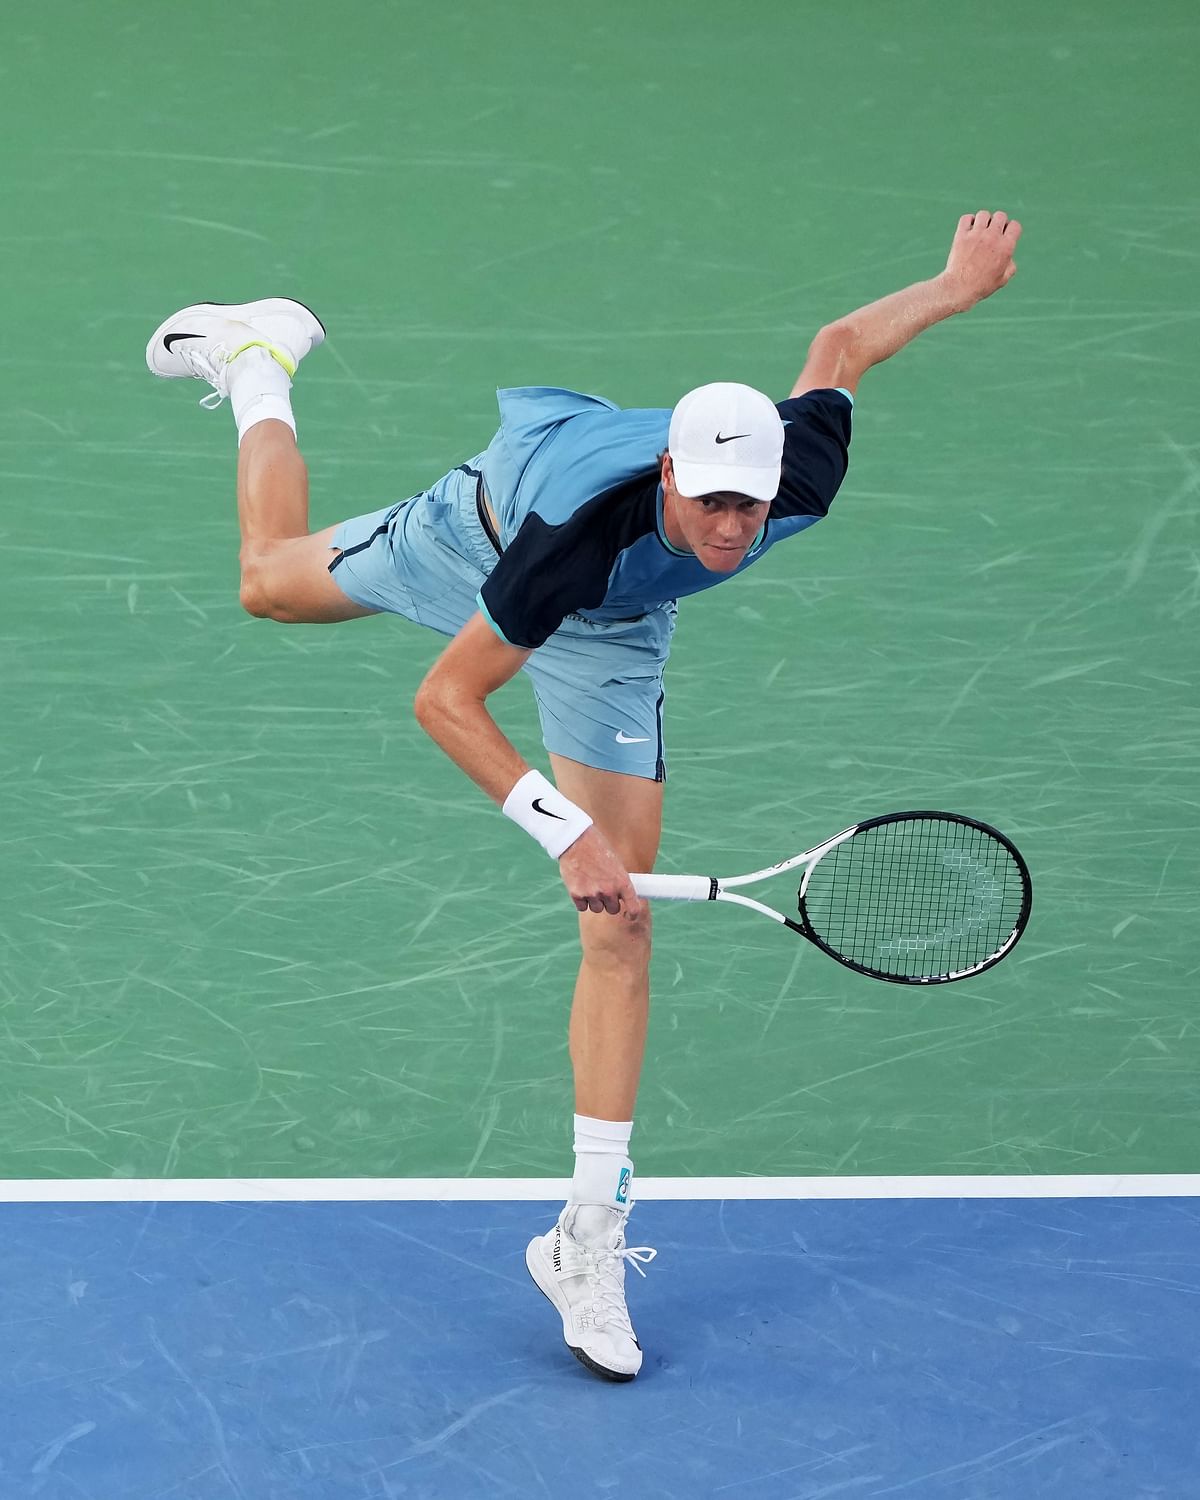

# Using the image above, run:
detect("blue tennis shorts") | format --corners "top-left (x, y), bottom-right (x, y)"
top-left (328, 462), bottom-right (674, 780)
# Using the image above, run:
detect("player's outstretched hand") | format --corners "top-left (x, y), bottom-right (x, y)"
top-left (559, 827), bottom-right (644, 919)
top-left (941, 210), bottom-right (1022, 311)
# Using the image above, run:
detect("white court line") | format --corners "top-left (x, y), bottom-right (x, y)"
top-left (0, 1175), bottom-right (1198, 1204)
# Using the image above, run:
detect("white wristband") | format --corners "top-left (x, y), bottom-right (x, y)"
top-left (502, 770), bottom-right (593, 859)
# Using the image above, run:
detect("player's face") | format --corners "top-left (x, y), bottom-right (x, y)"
top-left (662, 459), bottom-right (770, 573)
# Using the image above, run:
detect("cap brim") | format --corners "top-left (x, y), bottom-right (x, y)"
top-left (672, 460), bottom-right (780, 502)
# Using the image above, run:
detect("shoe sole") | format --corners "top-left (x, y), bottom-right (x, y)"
top-left (145, 297), bottom-right (326, 376)
top-left (524, 1240), bottom-right (638, 1383)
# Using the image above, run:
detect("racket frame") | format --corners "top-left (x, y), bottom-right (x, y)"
top-left (632, 810), bottom-right (1033, 986)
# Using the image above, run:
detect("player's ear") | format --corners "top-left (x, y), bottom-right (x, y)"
top-left (661, 452), bottom-right (673, 490)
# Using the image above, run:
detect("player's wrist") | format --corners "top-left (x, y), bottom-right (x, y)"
top-left (933, 269), bottom-right (978, 316)
top-left (502, 769), bottom-right (593, 859)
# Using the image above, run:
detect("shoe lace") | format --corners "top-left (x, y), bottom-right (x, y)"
top-left (181, 343), bottom-right (231, 408)
top-left (583, 1240), bottom-right (657, 1335)
top-left (561, 1206), bottom-right (657, 1338)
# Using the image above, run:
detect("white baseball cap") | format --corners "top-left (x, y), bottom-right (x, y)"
top-left (667, 382), bottom-right (784, 501)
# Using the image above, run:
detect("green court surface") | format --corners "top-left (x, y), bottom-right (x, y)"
top-left (2, 2), bottom-right (1197, 1182)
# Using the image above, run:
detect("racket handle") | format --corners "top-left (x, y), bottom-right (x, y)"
top-left (630, 873), bottom-right (715, 902)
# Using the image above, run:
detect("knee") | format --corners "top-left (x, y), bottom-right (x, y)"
top-left (578, 905), bottom-right (653, 975)
top-left (238, 547), bottom-right (278, 619)
top-left (239, 581), bottom-right (272, 618)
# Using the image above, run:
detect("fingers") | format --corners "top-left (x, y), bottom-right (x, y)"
top-left (964, 209), bottom-right (1021, 240)
top-left (572, 897), bottom-right (632, 916)
top-left (560, 831), bottom-right (643, 918)
top-left (574, 895), bottom-right (612, 914)
top-left (572, 883), bottom-right (643, 918)
top-left (620, 881), bottom-right (644, 919)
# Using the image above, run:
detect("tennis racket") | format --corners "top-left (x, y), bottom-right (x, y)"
top-left (632, 810), bottom-right (1032, 985)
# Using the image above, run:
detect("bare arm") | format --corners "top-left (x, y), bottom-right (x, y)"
top-left (414, 612), bottom-right (533, 803)
top-left (414, 612), bottom-right (643, 916)
top-left (791, 210), bottom-right (1023, 397)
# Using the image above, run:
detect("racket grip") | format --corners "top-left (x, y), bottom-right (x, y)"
top-left (630, 873), bottom-right (715, 902)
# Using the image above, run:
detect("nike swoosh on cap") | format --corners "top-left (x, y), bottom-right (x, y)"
top-left (714, 432), bottom-right (750, 444)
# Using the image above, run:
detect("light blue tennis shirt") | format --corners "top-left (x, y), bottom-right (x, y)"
top-left (474, 386), bottom-right (854, 650)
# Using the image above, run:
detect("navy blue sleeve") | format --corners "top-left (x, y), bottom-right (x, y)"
top-left (478, 481), bottom-right (657, 650)
top-left (772, 389), bottom-right (852, 520)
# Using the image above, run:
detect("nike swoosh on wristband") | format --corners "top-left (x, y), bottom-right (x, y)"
top-left (714, 432), bottom-right (750, 444)
top-left (531, 798), bottom-right (565, 820)
top-left (615, 731), bottom-right (650, 744)
top-left (163, 332), bottom-right (204, 351)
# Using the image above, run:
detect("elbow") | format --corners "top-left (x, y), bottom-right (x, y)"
top-left (414, 668), bottom-right (486, 745)
top-left (810, 320), bottom-right (860, 368)
top-left (798, 321), bottom-right (864, 396)
top-left (413, 672), bottom-right (446, 739)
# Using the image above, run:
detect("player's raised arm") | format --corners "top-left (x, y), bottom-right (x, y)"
top-left (790, 210), bottom-right (1023, 397)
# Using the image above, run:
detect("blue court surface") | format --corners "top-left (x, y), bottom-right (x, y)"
top-left (2, 1191), bottom-right (1196, 1499)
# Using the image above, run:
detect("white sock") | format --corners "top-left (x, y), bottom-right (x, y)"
top-left (226, 346), bottom-right (295, 446)
top-left (569, 1114), bottom-right (634, 1233)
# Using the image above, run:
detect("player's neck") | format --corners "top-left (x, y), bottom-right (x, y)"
top-left (659, 485), bottom-right (691, 553)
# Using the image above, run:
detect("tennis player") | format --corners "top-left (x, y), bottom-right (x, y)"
top-left (146, 210), bottom-right (1021, 1382)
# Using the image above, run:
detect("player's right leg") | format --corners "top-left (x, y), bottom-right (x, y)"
top-left (146, 298), bottom-right (374, 625)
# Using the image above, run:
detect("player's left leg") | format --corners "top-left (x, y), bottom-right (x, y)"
top-left (520, 614), bottom-right (672, 1380)
top-left (552, 757), bottom-right (661, 1127)
top-left (525, 754), bottom-right (662, 1381)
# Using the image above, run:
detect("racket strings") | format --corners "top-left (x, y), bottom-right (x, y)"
top-left (800, 818), bottom-right (1027, 981)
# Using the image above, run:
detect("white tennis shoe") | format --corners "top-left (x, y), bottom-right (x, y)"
top-left (525, 1203), bottom-right (656, 1381)
top-left (145, 298), bottom-right (325, 406)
